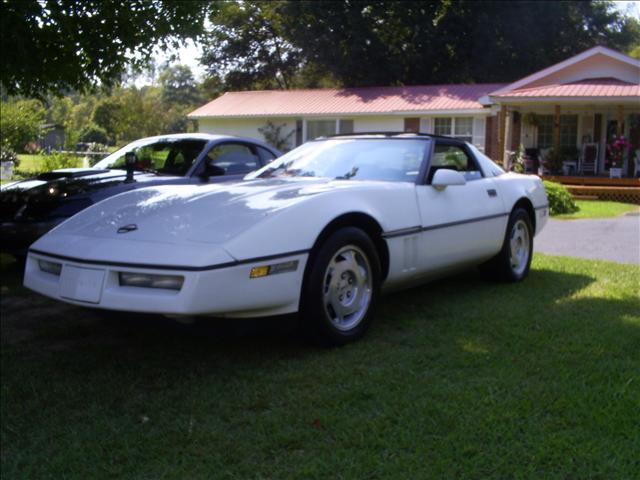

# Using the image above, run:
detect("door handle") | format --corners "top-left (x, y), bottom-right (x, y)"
top-left (487, 189), bottom-right (497, 197)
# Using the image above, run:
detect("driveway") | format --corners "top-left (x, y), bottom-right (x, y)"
top-left (535, 212), bottom-right (640, 264)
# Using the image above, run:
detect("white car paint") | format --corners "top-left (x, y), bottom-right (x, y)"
top-left (24, 135), bottom-right (548, 319)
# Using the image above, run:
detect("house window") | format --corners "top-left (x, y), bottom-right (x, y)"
top-left (537, 115), bottom-right (554, 149)
top-left (306, 119), bottom-right (353, 141)
top-left (307, 120), bottom-right (336, 140)
top-left (433, 117), bottom-right (473, 142)
top-left (559, 115), bottom-right (578, 148)
top-left (537, 115), bottom-right (578, 149)
top-left (339, 119), bottom-right (354, 134)
top-left (434, 118), bottom-right (452, 136)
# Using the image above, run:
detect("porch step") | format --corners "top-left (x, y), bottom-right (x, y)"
top-left (542, 175), bottom-right (640, 187)
top-left (564, 185), bottom-right (640, 205)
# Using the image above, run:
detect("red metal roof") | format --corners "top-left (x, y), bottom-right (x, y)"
top-left (188, 84), bottom-right (505, 118)
top-left (492, 78), bottom-right (640, 98)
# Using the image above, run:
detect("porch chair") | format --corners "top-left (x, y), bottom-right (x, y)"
top-left (579, 143), bottom-right (598, 175)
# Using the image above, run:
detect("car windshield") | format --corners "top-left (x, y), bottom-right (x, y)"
top-left (94, 138), bottom-right (208, 176)
top-left (248, 138), bottom-right (429, 183)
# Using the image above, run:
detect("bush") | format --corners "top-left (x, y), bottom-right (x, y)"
top-left (40, 152), bottom-right (79, 171)
top-left (544, 180), bottom-right (578, 215)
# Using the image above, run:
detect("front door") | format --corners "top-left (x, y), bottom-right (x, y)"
top-left (415, 141), bottom-right (507, 273)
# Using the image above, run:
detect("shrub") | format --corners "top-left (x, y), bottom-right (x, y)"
top-left (544, 180), bottom-right (578, 215)
top-left (259, 121), bottom-right (295, 152)
top-left (40, 152), bottom-right (79, 171)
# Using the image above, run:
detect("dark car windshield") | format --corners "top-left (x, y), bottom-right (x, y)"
top-left (248, 138), bottom-right (429, 183)
top-left (94, 138), bottom-right (208, 176)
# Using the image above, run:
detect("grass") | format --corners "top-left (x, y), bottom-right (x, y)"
top-left (1, 254), bottom-right (639, 479)
top-left (555, 200), bottom-right (639, 220)
top-left (15, 154), bottom-right (49, 173)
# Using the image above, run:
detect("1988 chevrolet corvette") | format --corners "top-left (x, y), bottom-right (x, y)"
top-left (24, 133), bottom-right (548, 345)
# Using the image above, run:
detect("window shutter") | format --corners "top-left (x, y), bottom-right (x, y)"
top-left (404, 118), bottom-right (420, 133)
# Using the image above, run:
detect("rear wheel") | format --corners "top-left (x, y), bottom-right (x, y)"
top-left (300, 227), bottom-right (380, 346)
top-left (480, 208), bottom-right (533, 282)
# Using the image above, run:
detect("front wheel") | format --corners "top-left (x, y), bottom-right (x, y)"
top-left (300, 227), bottom-right (381, 346)
top-left (480, 208), bottom-right (533, 282)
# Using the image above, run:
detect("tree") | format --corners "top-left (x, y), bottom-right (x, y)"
top-left (0, 99), bottom-right (45, 151)
top-left (0, 0), bottom-right (210, 96)
top-left (201, 2), bottom-right (303, 90)
top-left (158, 65), bottom-right (201, 106)
top-left (92, 97), bottom-right (124, 144)
top-left (200, 0), bottom-right (640, 89)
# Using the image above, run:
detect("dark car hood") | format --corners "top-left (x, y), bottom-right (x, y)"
top-left (0, 168), bottom-right (179, 222)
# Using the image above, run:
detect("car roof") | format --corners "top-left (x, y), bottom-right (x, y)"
top-left (121, 133), bottom-right (281, 153)
top-left (323, 132), bottom-right (467, 143)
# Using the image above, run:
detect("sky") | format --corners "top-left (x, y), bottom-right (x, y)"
top-left (152, 0), bottom-right (640, 84)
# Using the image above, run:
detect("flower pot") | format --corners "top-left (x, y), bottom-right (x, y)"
top-left (609, 167), bottom-right (622, 179)
top-left (1, 161), bottom-right (14, 180)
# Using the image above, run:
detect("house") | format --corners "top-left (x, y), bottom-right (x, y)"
top-left (189, 46), bottom-right (640, 178)
top-left (38, 123), bottom-right (65, 151)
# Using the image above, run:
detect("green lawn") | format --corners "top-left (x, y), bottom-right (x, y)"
top-left (556, 199), bottom-right (639, 220)
top-left (1, 254), bottom-right (638, 478)
top-left (15, 154), bottom-right (49, 173)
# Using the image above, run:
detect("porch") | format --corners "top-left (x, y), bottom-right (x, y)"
top-left (494, 102), bottom-right (640, 178)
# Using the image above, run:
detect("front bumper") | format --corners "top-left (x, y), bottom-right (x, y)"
top-left (23, 250), bottom-right (308, 318)
top-left (0, 219), bottom-right (65, 256)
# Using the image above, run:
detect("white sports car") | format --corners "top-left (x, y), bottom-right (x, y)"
top-left (24, 133), bottom-right (548, 345)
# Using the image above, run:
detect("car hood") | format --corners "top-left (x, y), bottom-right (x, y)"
top-left (36, 177), bottom-right (385, 247)
top-left (0, 168), bottom-right (178, 222)
top-left (1, 168), bottom-right (171, 195)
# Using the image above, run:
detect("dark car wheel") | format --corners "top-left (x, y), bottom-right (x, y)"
top-left (480, 207), bottom-right (533, 282)
top-left (300, 227), bottom-right (381, 346)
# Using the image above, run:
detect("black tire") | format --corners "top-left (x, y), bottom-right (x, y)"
top-left (480, 208), bottom-right (533, 282)
top-left (300, 227), bottom-right (381, 346)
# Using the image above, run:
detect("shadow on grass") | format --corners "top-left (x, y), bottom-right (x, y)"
top-left (3, 264), bottom-right (636, 368)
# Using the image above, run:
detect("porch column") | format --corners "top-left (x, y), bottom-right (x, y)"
top-left (553, 105), bottom-right (561, 152)
top-left (617, 105), bottom-right (624, 136)
top-left (498, 106), bottom-right (509, 168)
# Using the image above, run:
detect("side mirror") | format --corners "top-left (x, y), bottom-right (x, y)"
top-left (431, 169), bottom-right (466, 191)
top-left (124, 152), bottom-right (137, 183)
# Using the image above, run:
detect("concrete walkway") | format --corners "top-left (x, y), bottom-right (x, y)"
top-left (535, 212), bottom-right (640, 264)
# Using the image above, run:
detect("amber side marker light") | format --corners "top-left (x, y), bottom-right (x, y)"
top-left (250, 260), bottom-right (298, 279)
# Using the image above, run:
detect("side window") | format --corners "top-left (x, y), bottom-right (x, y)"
top-left (257, 146), bottom-right (278, 164)
top-left (429, 143), bottom-right (483, 182)
top-left (206, 143), bottom-right (260, 175)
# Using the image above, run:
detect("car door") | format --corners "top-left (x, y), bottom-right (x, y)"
top-left (415, 139), bottom-right (508, 272)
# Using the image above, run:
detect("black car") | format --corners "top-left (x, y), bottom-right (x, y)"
top-left (0, 133), bottom-right (281, 258)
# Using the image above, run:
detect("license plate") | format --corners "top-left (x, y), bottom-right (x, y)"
top-left (59, 266), bottom-right (105, 304)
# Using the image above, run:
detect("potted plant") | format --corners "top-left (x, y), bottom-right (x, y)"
top-left (543, 148), bottom-right (563, 174)
top-left (0, 142), bottom-right (19, 181)
top-left (607, 135), bottom-right (631, 178)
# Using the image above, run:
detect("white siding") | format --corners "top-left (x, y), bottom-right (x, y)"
top-left (197, 118), bottom-right (298, 150)
top-left (420, 117), bottom-right (433, 133)
top-left (524, 54), bottom-right (640, 88)
top-left (353, 116), bottom-right (405, 132)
